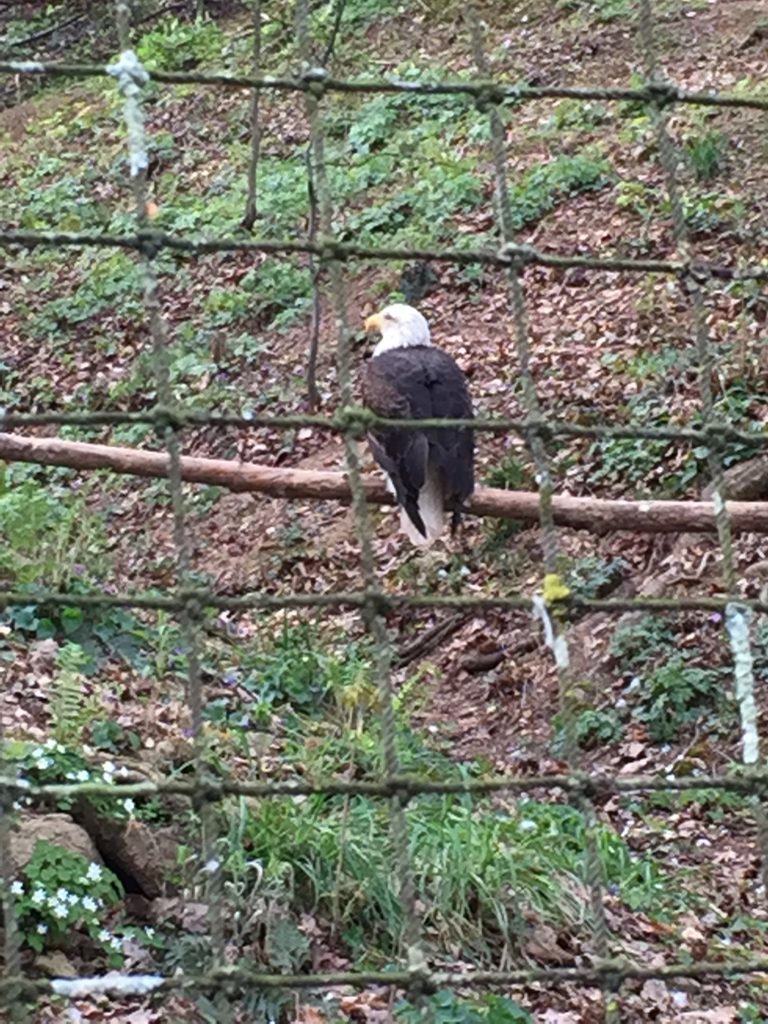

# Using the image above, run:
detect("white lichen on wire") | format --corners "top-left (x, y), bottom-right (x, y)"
top-left (7, 60), bottom-right (46, 73)
top-left (105, 50), bottom-right (149, 177)
top-left (725, 603), bottom-right (759, 764)
top-left (52, 974), bottom-right (164, 998)
top-left (531, 596), bottom-right (570, 671)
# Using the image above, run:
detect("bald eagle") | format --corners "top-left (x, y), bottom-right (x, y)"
top-left (362, 303), bottom-right (474, 546)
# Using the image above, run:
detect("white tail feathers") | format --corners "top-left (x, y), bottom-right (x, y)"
top-left (399, 466), bottom-right (446, 547)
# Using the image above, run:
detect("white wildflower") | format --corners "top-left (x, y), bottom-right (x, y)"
top-left (98, 929), bottom-right (111, 944)
top-left (31, 889), bottom-right (46, 905)
top-left (51, 902), bottom-right (68, 919)
top-left (86, 863), bottom-right (103, 882)
top-left (36, 923), bottom-right (48, 935)
top-left (76, 769), bottom-right (90, 783)
top-left (123, 798), bottom-right (135, 815)
top-left (82, 896), bottom-right (97, 913)
top-left (10, 880), bottom-right (24, 896)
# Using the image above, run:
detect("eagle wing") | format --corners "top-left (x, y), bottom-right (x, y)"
top-left (363, 346), bottom-right (474, 536)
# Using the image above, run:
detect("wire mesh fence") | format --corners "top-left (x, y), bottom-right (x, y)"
top-left (1, 0), bottom-right (768, 1020)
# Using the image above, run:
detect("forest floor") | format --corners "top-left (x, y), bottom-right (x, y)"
top-left (3, 0), bottom-right (768, 1021)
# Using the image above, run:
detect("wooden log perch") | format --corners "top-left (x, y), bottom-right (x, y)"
top-left (3, 431), bottom-right (768, 535)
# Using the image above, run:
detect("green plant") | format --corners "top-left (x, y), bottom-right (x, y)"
top-left (2, 581), bottom-right (184, 683)
top-left (631, 786), bottom-right (749, 823)
top-left (615, 180), bottom-right (656, 221)
top-left (6, 738), bottom-right (136, 819)
top-left (310, 0), bottom-right (400, 33)
top-left (203, 624), bottom-right (374, 727)
top-left (505, 151), bottom-right (609, 230)
top-left (135, 15), bottom-right (224, 70)
top-left (552, 705), bottom-right (624, 753)
top-left (638, 655), bottom-right (728, 742)
top-left (585, 390), bottom-right (710, 497)
top-left (575, 708), bottom-right (624, 748)
top-left (603, 343), bottom-right (687, 384)
top-left (0, 467), bottom-right (105, 586)
top-left (561, 0), bottom-right (706, 25)
top-left (397, 990), bottom-right (532, 1024)
top-left (564, 555), bottom-right (628, 600)
top-left (31, 249), bottom-right (146, 339)
top-left (89, 719), bottom-right (140, 753)
top-left (740, 999), bottom-right (767, 1023)
top-left (50, 642), bottom-right (96, 746)
top-left (588, 432), bottom-right (673, 493)
top-left (558, 0), bottom-right (632, 23)
top-left (11, 841), bottom-right (124, 963)
top-left (545, 99), bottom-right (609, 134)
top-left (683, 128), bottom-right (727, 181)
top-left (611, 615), bottom-right (676, 667)
top-left (680, 190), bottom-right (745, 235)
top-left (485, 454), bottom-right (532, 491)
top-left (611, 616), bottom-right (730, 742)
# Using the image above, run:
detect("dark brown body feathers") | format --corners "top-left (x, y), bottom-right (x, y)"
top-left (362, 345), bottom-right (474, 538)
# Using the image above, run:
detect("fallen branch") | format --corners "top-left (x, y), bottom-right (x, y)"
top-left (3, 431), bottom-right (768, 535)
top-left (396, 612), bottom-right (468, 667)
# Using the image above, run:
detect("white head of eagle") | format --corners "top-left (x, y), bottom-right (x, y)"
top-left (362, 303), bottom-right (474, 547)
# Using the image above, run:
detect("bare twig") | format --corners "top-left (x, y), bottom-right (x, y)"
top-left (321, 0), bottom-right (347, 66)
top-left (3, 14), bottom-right (85, 51)
top-left (305, 145), bottom-right (322, 411)
top-left (241, 0), bottom-right (263, 231)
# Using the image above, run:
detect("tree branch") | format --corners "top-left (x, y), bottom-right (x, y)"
top-left (2, 431), bottom-right (768, 535)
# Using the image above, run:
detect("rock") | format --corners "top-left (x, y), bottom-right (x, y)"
top-left (35, 950), bottom-right (78, 977)
top-left (73, 799), bottom-right (179, 898)
top-left (9, 814), bottom-right (102, 874)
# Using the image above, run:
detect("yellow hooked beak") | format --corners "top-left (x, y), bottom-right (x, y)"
top-left (364, 313), bottom-right (383, 332)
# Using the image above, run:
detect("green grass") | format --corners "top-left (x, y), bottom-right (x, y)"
top-left (0, 465), bottom-right (107, 588)
top-left (229, 787), bottom-right (678, 966)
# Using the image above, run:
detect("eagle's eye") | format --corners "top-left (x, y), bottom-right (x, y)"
top-left (383, 312), bottom-right (395, 322)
